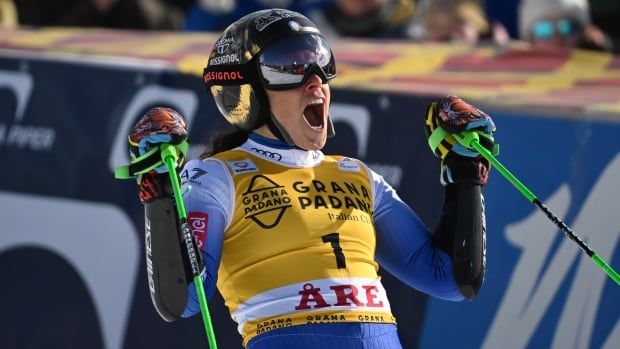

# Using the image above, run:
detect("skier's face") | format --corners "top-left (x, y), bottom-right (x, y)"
top-left (264, 74), bottom-right (330, 151)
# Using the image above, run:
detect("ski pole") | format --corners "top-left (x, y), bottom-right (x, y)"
top-left (449, 131), bottom-right (620, 286)
top-left (160, 144), bottom-right (218, 349)
top-left (115, 141), bottom-right (218, 347)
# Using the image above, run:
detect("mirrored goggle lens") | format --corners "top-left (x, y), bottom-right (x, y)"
top-left (258, 34), bottom-right (336, 88)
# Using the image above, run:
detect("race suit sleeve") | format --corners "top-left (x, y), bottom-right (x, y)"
top-left (368, 167), bottom-right (466, 301)
top-left (179, 158), bottom-right (234, 317)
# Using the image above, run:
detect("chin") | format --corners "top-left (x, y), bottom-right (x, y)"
top-left (299, 136), bottom-right (326, 151)
top-left (312, 139), bottom-right (327, 150)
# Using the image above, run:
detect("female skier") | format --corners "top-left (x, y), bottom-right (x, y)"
top-left (128, 8), bottom-right (495, 348)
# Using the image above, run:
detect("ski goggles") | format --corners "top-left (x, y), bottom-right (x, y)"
top-left (531, 18), bottom-right (579, 40)
top-left (258, 34), bottom-right (336, 90)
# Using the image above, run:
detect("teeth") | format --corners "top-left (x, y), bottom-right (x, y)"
top-left (307, 98), bottom-right (323, 106)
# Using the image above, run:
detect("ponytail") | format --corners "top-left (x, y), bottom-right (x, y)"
top-left (200, 128), bottom-right (250, 159)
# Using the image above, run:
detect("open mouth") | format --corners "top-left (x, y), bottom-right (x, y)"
top-left (303, 99), bottom-right (325, 131)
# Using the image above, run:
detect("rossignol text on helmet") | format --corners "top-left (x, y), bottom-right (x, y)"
top-left (203, 8), bottom-right (337, 138)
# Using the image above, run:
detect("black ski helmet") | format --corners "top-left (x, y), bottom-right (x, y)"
top-left (203, 9), bottom-right (337, 143)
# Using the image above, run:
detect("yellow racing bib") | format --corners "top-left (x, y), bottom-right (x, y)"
top-left (213, 150), bottom-right (395, 345)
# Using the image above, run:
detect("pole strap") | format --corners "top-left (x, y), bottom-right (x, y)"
top-left (114, 140), bottom-right (188, 179)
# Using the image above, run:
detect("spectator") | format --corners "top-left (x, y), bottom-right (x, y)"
top-left (307, 0), bottom-right (417, 38)
top-left (420, 0), bottom-right (509, 44)
top-left (588, 0), bottom-right (620, 53)
top-left (519, 0), bottom-right (611, 51)
top-left (0, 0), bottom-right (17, 28)
top-left (13, 0), bottom-right (185, 30)
top-left (484, 0), bottom-right (519, 38)
top-left (184, 0), bottom-right (333, 31)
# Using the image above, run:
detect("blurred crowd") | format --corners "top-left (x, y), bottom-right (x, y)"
top-left (0, 0), bottom-right (618, 53)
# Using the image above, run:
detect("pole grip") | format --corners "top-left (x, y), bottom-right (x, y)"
top-left (160, 143), bottom-right (178, 163)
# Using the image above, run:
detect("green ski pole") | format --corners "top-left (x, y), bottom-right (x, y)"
top-left (449, 131), bottom-right (620, 286)
top-left (115, 141), bottom-right (218, 347)
top-left (160, 144), bottom-right (218, 349)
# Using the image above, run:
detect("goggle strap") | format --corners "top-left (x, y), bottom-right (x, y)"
top-left (326, 115), bottom-right (336, 138)
top-left (266, 112), bottom-right (296, 146)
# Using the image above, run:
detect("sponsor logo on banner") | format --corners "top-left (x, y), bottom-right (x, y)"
top-left (0, 70), bottom-right (56, 151)
top-left (188, 212), bottom-right (208, 249)
top-left (0, 123), bottom-right (56, 151)
top-left (227, 159), bottom-right (258, 174)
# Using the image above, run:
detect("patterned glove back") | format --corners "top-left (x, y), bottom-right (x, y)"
top-left (128, 107), bottom-right (188, 203)
top-left (425, 95), bottom-right (495, 160)
top-left (425, 96), bottom-right (496, 185)
top-left (129, 107), bottom-right (188, 171)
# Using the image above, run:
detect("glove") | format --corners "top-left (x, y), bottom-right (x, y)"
top-left (128, 107), bottom-right (188, 203)
top-left (425, 96), bottom-right (496, 185)
top-left (129, 107), bottom-right (188, 171)
top-left (137, 171), bottom-right (166, 204)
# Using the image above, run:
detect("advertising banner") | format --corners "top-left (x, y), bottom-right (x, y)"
top-left (0, 56), bottom-right (439, 349)
top-left (0, 38), bottom-right (618, 349)
top-left (420, 113), bottom-right (620, 349)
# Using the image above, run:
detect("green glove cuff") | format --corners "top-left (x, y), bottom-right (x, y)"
top-left (114, 140), bottom-right (189, 179)
top-left (428, 126), bottom-right (449, 155)
top-left (429, 127), bottom-right (499, 157)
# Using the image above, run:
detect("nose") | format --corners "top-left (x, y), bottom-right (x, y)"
top-left (304, 74), bottom-right (323, 90)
